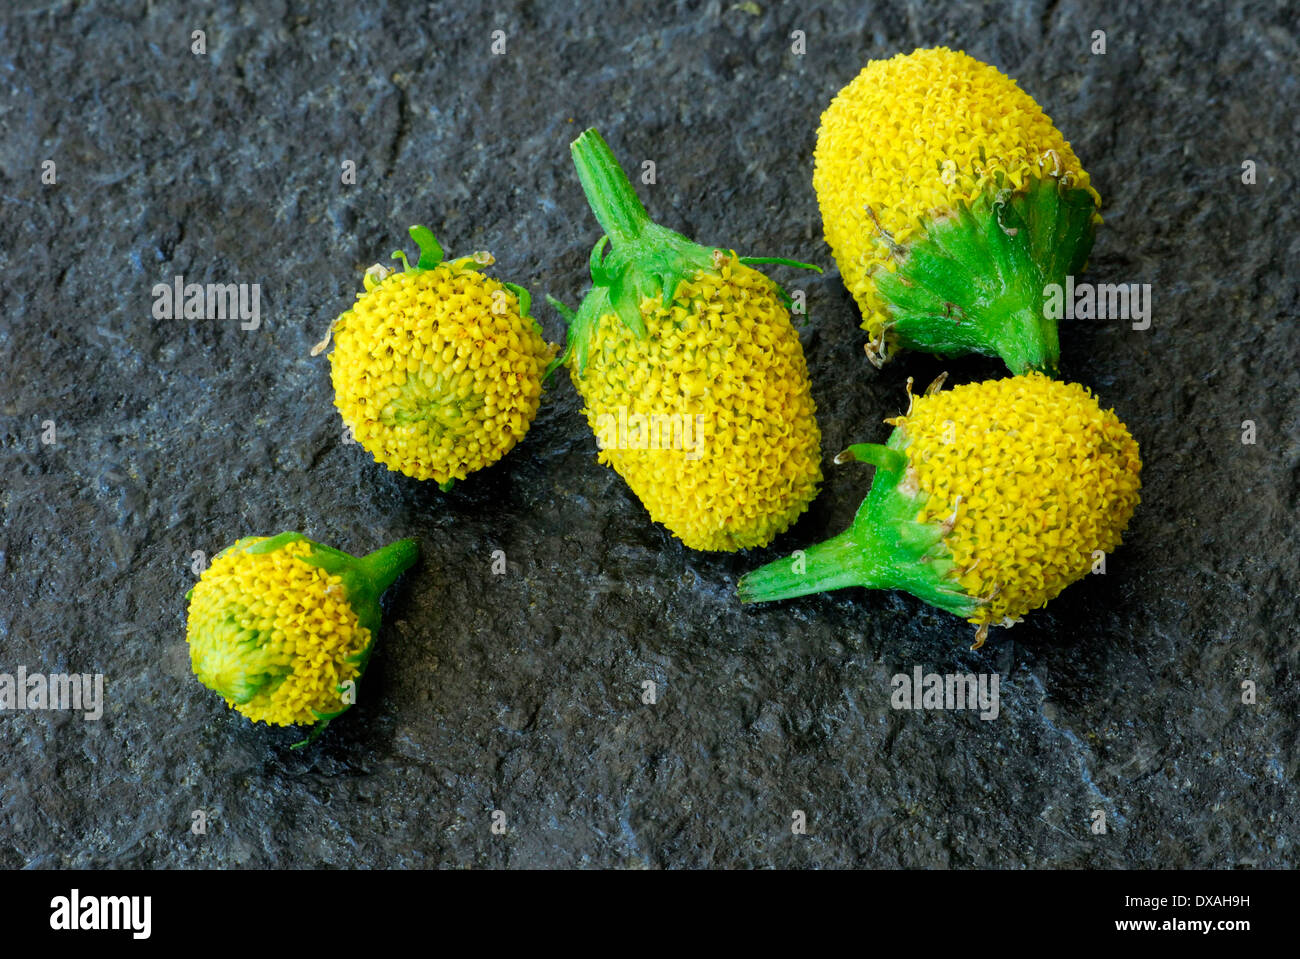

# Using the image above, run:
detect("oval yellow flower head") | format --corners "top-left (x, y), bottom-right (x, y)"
top-left (739, 373), bottom-right (1141, 647)
top-left (320, 226), bottom-right (558, 488)
top-left (813, 47), bottom-right (1102, 373)
top-left (551, 129), bottom-right (824, 552)
top-left (185, 533), bottom-right (417, 743)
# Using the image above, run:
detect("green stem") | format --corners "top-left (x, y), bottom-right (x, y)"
top-left (737, 529), bottom-right (884, 603)
top-left (989, 304), bottom-right (1059, 379)
top-left (737, 432), bottom-right (982, 617)
top-left (570, 129), bottom-right (654, 245)
top-left (359, 538), bottom-right (420, 594)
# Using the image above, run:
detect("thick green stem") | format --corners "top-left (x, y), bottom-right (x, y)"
top-left (359, 538), bottom-right (420, 594)
top-left (737, 529), bottom-right (886, 603)
top-left (989, 304), bottom-right (1059, 378)
top-left (570, 129), bottom-right (654, 245)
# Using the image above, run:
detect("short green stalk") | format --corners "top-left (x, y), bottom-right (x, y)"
top-left (737, 441), bottom-right (979, 617)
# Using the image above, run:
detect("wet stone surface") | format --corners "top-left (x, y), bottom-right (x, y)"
top-left (1, 0), bottom-right (1296, 867)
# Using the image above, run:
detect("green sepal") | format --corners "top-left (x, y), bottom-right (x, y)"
top-left (290, 721), bottom-right (329, 750)
top-left (310, 699), bottom-right (353, 722)
top-left (737, 429), bottom-right (980, 617)
top-left (505, 284), bottom-right (530, 314)
top-left (544, 295), bottom-right (579, 380)
top-left (386, 224), bottom-right (447, 276)
top-left (873, 174), bottom-right (1098, 375)
top-left (836, 442), bottom-right (906, 473)
top-left (502, 281), bottom-right (543, 334)
top-left (739, 256), bottom-right (822, 313)
top-left (242, 531), bottom-right (307, 556)
top-left (738, 256), bottom-right (822, 273)
top-left (410, 225), bottom-right (444, 270)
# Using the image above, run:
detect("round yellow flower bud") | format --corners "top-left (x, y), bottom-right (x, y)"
top-left (324, 227), bottom-right (556, 486)
top-left (185, 533), bottom-right (417, 738)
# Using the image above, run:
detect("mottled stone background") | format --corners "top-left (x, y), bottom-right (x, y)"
top-left (1, 0), bottom-right (1295, 868)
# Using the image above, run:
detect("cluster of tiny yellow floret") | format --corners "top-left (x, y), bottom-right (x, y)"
top-left (900, 373), bottom-right (1141, 627)
top-left (812, 47), bottom-right (1100, 353)
top-left (329, 261), bottom-right (556, 484)
top-left (573, 254), bottom-right (823, 551)
top-left (186, 538), bottom-right (369, 726)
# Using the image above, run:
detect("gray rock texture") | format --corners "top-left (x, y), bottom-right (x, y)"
top-left (0, 0), bottom-right (1296, 868)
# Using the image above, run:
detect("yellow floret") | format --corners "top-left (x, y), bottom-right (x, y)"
top-left (186, 539), bottom-right (369, 726)
top-left (572, 254), bottom-right (822, 551)
top-left (329, 263), bottom-right (556, 484)
top-left (901, 372), bottom-right (1140, 627)
top-left (813, 47), bottom-right (1100, 350)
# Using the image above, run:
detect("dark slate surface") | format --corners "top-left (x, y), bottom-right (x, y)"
top-left (1, 0), bottom-right (1296, 868)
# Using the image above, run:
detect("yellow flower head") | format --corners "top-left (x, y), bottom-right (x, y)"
top-left (324, 226), bottom-right (557, 486)
top-left (555, 129), bottom-right (824, 552)
top-left (574, 252), bottom-right (822, 551)
top-left (185, 533), bottom-right (417, 734)
top-left (739, 374), bottom-right (1141, 646)
top-left (901, 372), bottom-right (1141, 629)
top-left (813, 48), bottom-right (1101, 371)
